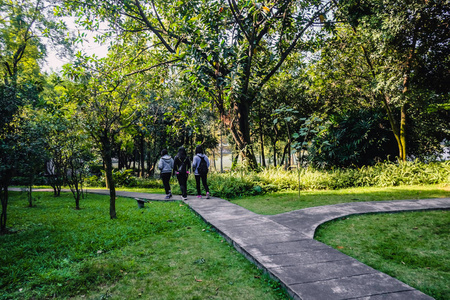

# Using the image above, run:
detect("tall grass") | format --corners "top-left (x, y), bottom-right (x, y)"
top-left (190, 160), bottom-right (450, 199)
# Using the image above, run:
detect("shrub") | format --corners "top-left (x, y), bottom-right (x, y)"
top-left (85, 175), bottom-right (105, 187)
top-left (113, 161), bottom-right (450, 199)
top-left (112, 169), bottom-right (137, 187)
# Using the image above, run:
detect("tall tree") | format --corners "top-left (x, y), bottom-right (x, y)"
top-left (62, 0), bottom-right (333, 169)
top-left (333, 0), bottom-right (450, 160)
top-left (0, 0), bottom-right (71, 232)
top-left (64, 49), bottom-right (146, 219)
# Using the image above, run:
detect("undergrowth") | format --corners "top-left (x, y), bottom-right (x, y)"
top-left (172, 160), bottom-right (450, 199)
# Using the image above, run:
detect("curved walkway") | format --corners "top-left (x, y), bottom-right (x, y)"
top-left (13, 188), bottom-right (449, 299)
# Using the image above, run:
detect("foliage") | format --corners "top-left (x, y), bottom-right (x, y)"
top-left (315, 211), bottom-right (449, 300)
top-left (326, 0), bottom-right (450, 160)
top-left (172, 161), bottom-right (450, 199)
top-left (1, 192), bottom-right (288, 299)
top-left (308, 109), bottom-right (397, 168)
top-left (111, 169), bottom-right (138, 188)
top-left (61, 0), bottom-right (336, 169)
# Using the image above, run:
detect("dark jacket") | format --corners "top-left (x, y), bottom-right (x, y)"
top-left (173, 155), bottom-right (191, 176)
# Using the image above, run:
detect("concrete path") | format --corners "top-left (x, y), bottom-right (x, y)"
top-left (185, 197), bottom-right (449, 300)
top-left (12, 188), bottom-right (449, 299)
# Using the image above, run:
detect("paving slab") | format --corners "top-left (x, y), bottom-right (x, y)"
top-left (267, 259), bottom-right (377, 285)
top-left (289, 273), bottom-right (419, 300)
top-left (254, 248), bottom-right (352, 268)
top-left (355, 290), bottom-right (435, 299)
top-left (244, 239), bottom-right (330, 256)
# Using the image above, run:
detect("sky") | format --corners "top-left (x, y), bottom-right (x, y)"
top-left (41, 17), bottom-right (109, 73)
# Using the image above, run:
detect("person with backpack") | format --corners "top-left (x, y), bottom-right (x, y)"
top-left (158, 149), bottom-right (174, 199)
top-left (192, 145), bottom-right (210, 199)
top-left (173, 146), bottom-right (191, 200)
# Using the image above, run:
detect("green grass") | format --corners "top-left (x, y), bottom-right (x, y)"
top-left (1, 192), bottom-right (288, 300)
top-left (315, 211), bottom-right (450, 300)
top-left (231, 184), bottom-right (450, 215)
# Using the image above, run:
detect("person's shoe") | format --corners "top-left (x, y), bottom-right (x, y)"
top-left (206, 192), bottom-right (210, 199)
top-left (182, 196), bottom-right (187, 200)
top-left (168, 193), bottom-right (172, 198)
top-left (197, 195), bottom-right (202, 199)
top-left (164, 194), bottom-right (171, 200)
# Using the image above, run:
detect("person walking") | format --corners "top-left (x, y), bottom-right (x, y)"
top-left (192, 145), bottom-right (210, 199)
top-left (173, 147), bottom-right (191, 200)
top-left (158, 149), bottom-right (174, 199)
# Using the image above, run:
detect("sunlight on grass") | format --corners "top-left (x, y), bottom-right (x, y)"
top-left (315, 211), bottom-right (450, 300)
top-left (1, 192), bottom-right (287, 300)
top-left (231, 184), bottom-right (450, 215)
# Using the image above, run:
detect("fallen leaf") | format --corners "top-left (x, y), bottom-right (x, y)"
top-left (413, 227), bottom-right (418, 230)
top-left (337, 246), bottom-right (344, 249)
top-left (195, 277), bottom-right (203, 282)
top-left (97, 250), bottom-right (102, 254)
top-left (254, 276), bottom-right (261, 279)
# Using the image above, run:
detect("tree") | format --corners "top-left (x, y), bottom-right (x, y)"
top-left (333, 0), bottom-right (450, 160)
top-left (64, 50), bottom-right (146, 219)
top-left (62, 0), bottom-right (334, 169)
top-left (0, 0), bottom-right (73, 232)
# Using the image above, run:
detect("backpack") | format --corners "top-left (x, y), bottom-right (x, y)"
top-left (197, 156), bottom-right (208, 175)
top-left (178, 157), bottom-right (187, 174)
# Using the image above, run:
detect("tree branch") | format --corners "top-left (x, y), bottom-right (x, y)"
top-left (125, 58), bottom-right (181, 76)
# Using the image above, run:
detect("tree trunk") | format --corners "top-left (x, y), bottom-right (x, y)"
top-left (400, 103), bottom-right (407, 161)
top-left (229, 101), bottom-right (258, 169)
top-left (75, 191), bottom-right (80, 210)
top-left (273, 141), bottom-right (277, 167)
top-left (259, 125), bottom-right (266, 168)
top-left (139, 135), bottom-right (145, 178)
top-left (28, 184), bottom-right (33, 207)
top-left (101, 136), bottom-right (117, 219)
top-left (280, 144), bottom-right (289, 169)
top-left (0, 185), bottom-right (8, 234)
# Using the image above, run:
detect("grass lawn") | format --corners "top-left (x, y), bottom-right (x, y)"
top-left (231, 184), bottom-right (450, 215)
top-left (315, 211), bottom-right (450, 300)
top-left (1, 192), bottom-right (288, 300)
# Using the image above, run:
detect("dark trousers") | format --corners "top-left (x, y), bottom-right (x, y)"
top-left (161, 173), bottom-right (171, 194)
top-left (177, 174), bottom-right (188, 198)
top-left (195, 174), bottom-right (209, 195)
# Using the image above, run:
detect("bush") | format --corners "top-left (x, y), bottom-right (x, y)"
top-left (97, 161), bottom-right (449, 199)
top-left (112, 169), bottom-right (137, 187)
top-left (205, 161), bottom-right (450, 198)
top-left (85, 175), bottom-right (105, 187)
